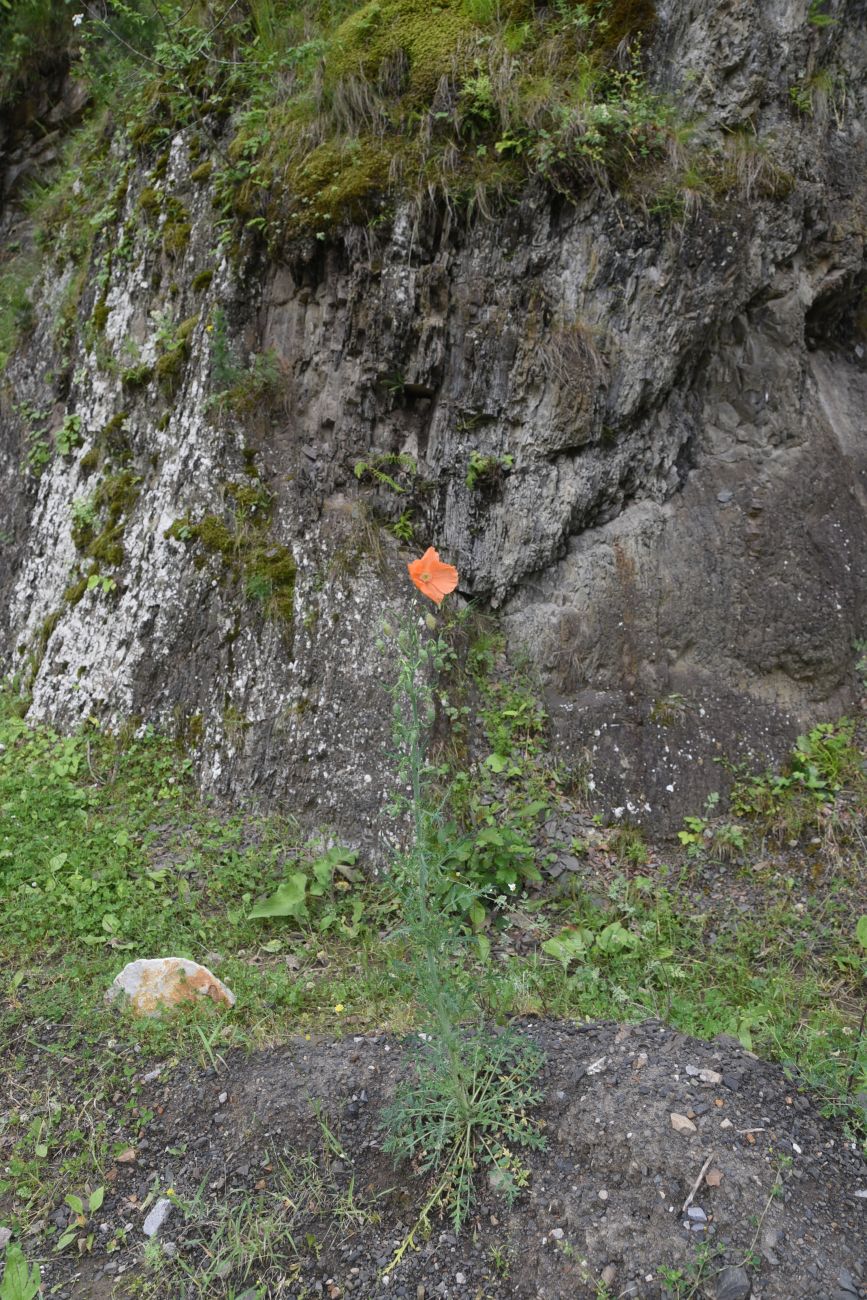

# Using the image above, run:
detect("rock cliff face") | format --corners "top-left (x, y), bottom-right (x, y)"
top-left (1, 0), bottom-right (865, 833)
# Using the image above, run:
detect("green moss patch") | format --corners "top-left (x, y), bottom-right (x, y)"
top-left (191, 268), bottom-right (214, 292)
top-left (68, 468), bottom-right (140, 600)
top-left (327, 0), bottom-right (473, 98)
top-left (167, 482), bottom-right (296, 636)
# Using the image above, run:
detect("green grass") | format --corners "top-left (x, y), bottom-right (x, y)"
top-left (0, 692), bottom-right (865, 1253)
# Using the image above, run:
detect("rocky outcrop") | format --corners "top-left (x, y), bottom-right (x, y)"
top-left (1, 0), bottom-right (865, 832)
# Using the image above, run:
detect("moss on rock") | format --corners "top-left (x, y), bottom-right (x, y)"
top-left (327, 0), bottom-right (473, 97)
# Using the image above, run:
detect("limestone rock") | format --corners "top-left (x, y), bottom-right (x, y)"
top-left (142, 1198), bottom-right (172, 1238)
top-left (106, 958), bottom-right (235, 1017)
top-left (670, 1113), bottom-right (697, 1135)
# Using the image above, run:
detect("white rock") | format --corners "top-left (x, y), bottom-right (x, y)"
top-left (0, 1227), bottom-right (11, 1250)
top-left (106, 958), bottom-right (235, 1017)
top-left (670, 1113), bottom-right (697, 1135)
top-left (143, 1198), bottom-right (172, 1237)
top-left (699, 1068), bottom-right (723, 1085)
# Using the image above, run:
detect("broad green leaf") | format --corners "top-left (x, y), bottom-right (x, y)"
top-left (484, 753), bottom-right (508, 773)
top-left (248, 872), bottom-right (308, 920)
top-left (89, 1187), bottom-right (104, 1213)
top-left (542, 929), bottom-right (591, 970)
top-left (856, 915), bottom-right (867, 951)
top-left (65, 1194), bottom-right (84, 1216)
top-left (0, 1244), bottom-right (42, 1300)
top-left (594, 921), bottom-right (640, 954)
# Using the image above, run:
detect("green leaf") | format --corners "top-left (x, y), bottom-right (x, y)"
top-left (0, 1244), bottom-right (42, 1300)
top-left (856, 915), bottom-right (867, 952)
top-left (65, 1194), bottom-right (84, 1216)
top-left (476, 933), bottom-right (491, 963)
top-left (468, 900), bottom-right (486, 931)
top-left (542, 929), bottom-right (591, 971)
top-left (484, 752), bottom-right (508, 773)
top-left (594, 921), bottom-right (640, 955)
top-left (54, 1230), bottom-right (77, 1253)
top-left (248, 872), bottom-right (308, 920)
top-left (34, 1144), bottom-right (48, 1159)
top-left (89, 1187), bottom-right (104, 1213)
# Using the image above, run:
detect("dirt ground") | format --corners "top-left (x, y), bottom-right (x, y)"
top-left (38, 1018), bottom-right (866, 1300)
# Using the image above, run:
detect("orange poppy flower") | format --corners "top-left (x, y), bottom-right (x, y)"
top-left (407, 547), bottom-right (458, 605)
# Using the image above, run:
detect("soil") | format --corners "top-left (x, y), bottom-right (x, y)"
top-left (49, 1018), bottom-right (866, 1300)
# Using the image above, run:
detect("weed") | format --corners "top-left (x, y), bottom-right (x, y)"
top-left (0, 1244), bottom-right (41, 1300)
top-left (610, 824), bottom-right (648, 865)
top-left (354, 452), bottom-right (418, 495)
top-left (0, 248), bottom-right (39, 371)
top-left (465, 450), bottom-right (514, 492)
top-left (650, 692), bottom-right (688, 726)
top-left (383, 1032), bottom-right (545, 1252)
top-left (380, 591), bottom-right (545, 1241)
top-left (729, 720), bottom-right (864, 840)
top-left (390, 509), bottom-right (416, 542)
top-left (807, 0), bottom-right (838, 27)
top-left (55, 413), bottom-right (83, 456)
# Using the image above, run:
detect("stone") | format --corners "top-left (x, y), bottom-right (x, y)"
top-left (106, 959), bottom-right (235, 1017)
top-left (715, 1265), bottom-right (751, 1300)
top-left (2, 0), bottom-right (866, 853)
top-left (670, 1113), bottom-right (697, 1135)
top-left (142, 1198), bottom-right (172, 1237)
top-left (699, 1068), bottom-right (723, 1085)
top-left (0, 1227), bottom-right (11, 1250)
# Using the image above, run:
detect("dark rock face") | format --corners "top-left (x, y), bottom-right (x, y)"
top-left (0, 1), bottom-right (865, 832)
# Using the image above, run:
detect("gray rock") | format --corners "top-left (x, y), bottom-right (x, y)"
top-left (715, 1265), bottom-right (751, 1300)
top-left (0, 1227), bottom-right (11, 1251)
top-left (142, 1198), bottom-right (172, 1238)
top-left (1, 0), bottom-right (865, 843)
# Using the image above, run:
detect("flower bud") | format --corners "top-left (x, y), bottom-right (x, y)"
top-left (424, 612), bottom-right (437, 632)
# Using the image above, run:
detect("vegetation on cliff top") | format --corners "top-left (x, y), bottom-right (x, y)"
top-left (4, 0), bottom-right (671, 245)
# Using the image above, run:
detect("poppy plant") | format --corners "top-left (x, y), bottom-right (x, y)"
top-left (407, 547), bottom-right (459, 605)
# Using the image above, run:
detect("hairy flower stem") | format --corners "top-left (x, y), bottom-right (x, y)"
top-left (391, 616), bottom-right (469, 1113)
